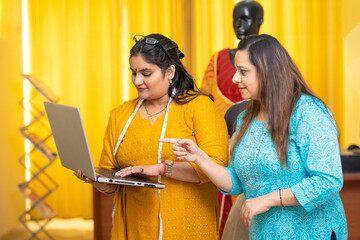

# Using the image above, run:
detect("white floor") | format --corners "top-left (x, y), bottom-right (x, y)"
top-left (0, 218), bottom-right (93, 240)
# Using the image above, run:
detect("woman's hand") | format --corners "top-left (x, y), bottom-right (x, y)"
top-left (73, 170), bottom-right (117, 194)
top-left (159, 138), bottom-right (234, 191)
top-left (158, 138), bottom-right (206, 164)
top-left (115, 164), bottom-right (164, 178)
top-left (240, 188), bottom-right (299, 227)
top-left (240, 194), bottom-right (273, 227)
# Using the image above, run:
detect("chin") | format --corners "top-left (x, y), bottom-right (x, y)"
top-left (237, 34), bottom-right (246, 40)
top-left (137, 93), bottom-right (148, 99)
top-left (240, 94), bottom-right (253, 100)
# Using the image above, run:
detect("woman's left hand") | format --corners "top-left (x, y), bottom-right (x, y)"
top-left (115, 164), bottom-right (164, 178)
top-left (240, 194), bottom-right (272, 227)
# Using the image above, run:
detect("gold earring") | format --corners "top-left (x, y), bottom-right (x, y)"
top-left (169, 79), bottom-right (172, 84)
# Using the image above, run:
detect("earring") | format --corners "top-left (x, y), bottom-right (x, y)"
top-left (169, 79), bottom-right (172, 84)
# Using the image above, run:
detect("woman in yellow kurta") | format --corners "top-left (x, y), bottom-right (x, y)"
top-left (75, 34), bottom-right (228, 239)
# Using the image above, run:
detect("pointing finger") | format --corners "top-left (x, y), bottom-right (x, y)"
top-left (158, 138), bottom-right (180, 144)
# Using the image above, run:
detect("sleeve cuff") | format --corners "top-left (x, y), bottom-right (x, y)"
top-left (291, 184), bottom-right (314, 212)
top-left (189, 162), bottom-right (210, 184)
top-left (219, 167), bottom-right (242, 195)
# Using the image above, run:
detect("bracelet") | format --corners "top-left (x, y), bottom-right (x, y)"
top-left (162, 162), bottom-right (167, 175)
top-left (279, 189), bottom-right (284, 207)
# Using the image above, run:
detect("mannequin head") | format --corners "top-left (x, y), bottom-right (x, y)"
top-left (233, 0), bottom-right (264, 40)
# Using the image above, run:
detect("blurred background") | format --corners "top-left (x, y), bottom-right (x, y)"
top-left (1, 0), bottom-right (359, 239)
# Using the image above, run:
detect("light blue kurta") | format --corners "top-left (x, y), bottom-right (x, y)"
top-left (222, 94), bottom-right (347, 239)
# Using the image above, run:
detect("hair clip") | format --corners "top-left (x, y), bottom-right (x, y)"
top-left (178, 50), bottom-right (185, 59)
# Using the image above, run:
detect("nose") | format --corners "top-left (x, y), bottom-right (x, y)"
top-left (234, 18), bottom-right (244, 30)
top-left (133, 74), bottom-right (143, 86)
top-left (232, 71), bottom-right (242, 84)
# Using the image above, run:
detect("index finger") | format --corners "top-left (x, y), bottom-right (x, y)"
top-left (158, 138), bottom-right (180, 144)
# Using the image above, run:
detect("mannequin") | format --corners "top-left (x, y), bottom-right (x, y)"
top-left (229, 0), bottom-right (264, 65)
top-left (200, 0), bottom-right (263, 115)
top-left (200, 1), bottom-right (264, 239)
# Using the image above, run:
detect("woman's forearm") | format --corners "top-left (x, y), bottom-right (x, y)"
top-left (195, 152), bottom-right (233, 192)
top-left (158, 138), bottom-right (232, 188)
top-left (171, 159), bottom-right (232, 189)
top-left (266, 188), bottom-right (300, 207)
top-left (170, 162), bottom-right (201, 183)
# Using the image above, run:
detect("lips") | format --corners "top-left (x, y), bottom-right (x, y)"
top-left (236, 30), bottom-right (246, 36)
top-left (239, 87), bottom-right (246, 91)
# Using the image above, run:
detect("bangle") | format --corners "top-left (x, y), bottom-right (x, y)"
top-left (162, 162), bottom-right (167, 175)
top-left (279, 189), bottom-right (284, 207)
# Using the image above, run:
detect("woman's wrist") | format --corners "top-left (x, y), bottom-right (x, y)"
top-left (96, 183), bottom-right (117, 194)
top-left (161, 162), bottom-right (166, 175)
top-left (267, 190), bottom-right (282, 207)
top-left (196, 149), bottom-right (211, 166)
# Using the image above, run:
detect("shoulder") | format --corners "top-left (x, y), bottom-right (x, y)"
top-left (185, 94), bottom-right (214, 107)
top-left (218, 48), bottom-right (230, 55)
top-left (216, 48), bottom-right (230, 60)
top-left (178, 94), bottom-right (223, 118)
top-left (292, 94), bottom-right (330, 119)
top-left (208, 48), bottom-right (229, 62)
top-left (236, 110), bottom-right (248, 128)
top-left (109, 98), bottom-right (139, 117)
top-left (291, 94), bottom-right (337, 132)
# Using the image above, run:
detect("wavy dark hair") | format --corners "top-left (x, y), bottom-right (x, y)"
top-left (231, 34), bottom-right (329, 166)
top-left (130, 33), bottom-right (204, 104)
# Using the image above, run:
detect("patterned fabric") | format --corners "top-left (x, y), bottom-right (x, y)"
top-left (99, 95), bottom-right (229, 240)
top-left (200, 48), bottom-right (243, 115)
top-left (221, 94), bottom-right (348, 239)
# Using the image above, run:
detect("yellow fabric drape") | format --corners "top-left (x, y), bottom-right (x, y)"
top-left (27, 0), bottom-right (191, 218)
top-left (343, 0), bottom-right (360, 148)
top-left (25, 0), bottom-right (347, 218)
top-left (259, 0), bottom-right (344, 144)
top-left (0, 0), bottom-right (25, 234)
top-left (194, 0), bottom-right (237, 86)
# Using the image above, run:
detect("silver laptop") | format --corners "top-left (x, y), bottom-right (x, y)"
top-left (44, 101), bottom-right (165, 189)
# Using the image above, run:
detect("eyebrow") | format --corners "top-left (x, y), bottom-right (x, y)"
top-left (130, 67), bottom-right (152, 72)
top-left (235, 65), bottom-right (249, 69)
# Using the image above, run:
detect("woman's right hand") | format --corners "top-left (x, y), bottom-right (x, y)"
top-left (159, 138), bottom-right (234, 191)
top-left (158, 138), bottom-right (206, 164)
top-left (74, 170), bottom-right (117, 194)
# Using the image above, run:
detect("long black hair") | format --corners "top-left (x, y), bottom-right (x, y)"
top-left (130, 33), bottom-right (205, 104)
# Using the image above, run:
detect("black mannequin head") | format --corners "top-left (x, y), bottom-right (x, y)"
top-left (233, 0), bottom-right (264, 40)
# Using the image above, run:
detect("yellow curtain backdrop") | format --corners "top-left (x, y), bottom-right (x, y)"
top-left (343, 0), bottom-right (360, 148)
top-left (26, 0), bottom-right (345, 217)
top-left (259, 0), bottom-right (344, 145)
top-left (27, 0), bottom-right (191, 218)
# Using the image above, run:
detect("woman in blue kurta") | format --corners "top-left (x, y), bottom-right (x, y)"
top-left (160, 34), bottom-right (347, 239)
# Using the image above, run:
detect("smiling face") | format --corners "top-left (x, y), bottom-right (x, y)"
top-left (130, 54), bottom-right (173, 102)
top-left (232, 50), bottom-right (259, 100)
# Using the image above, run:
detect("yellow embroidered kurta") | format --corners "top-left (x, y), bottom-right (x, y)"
top-left (99, 95), bottom-right (228, 240)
